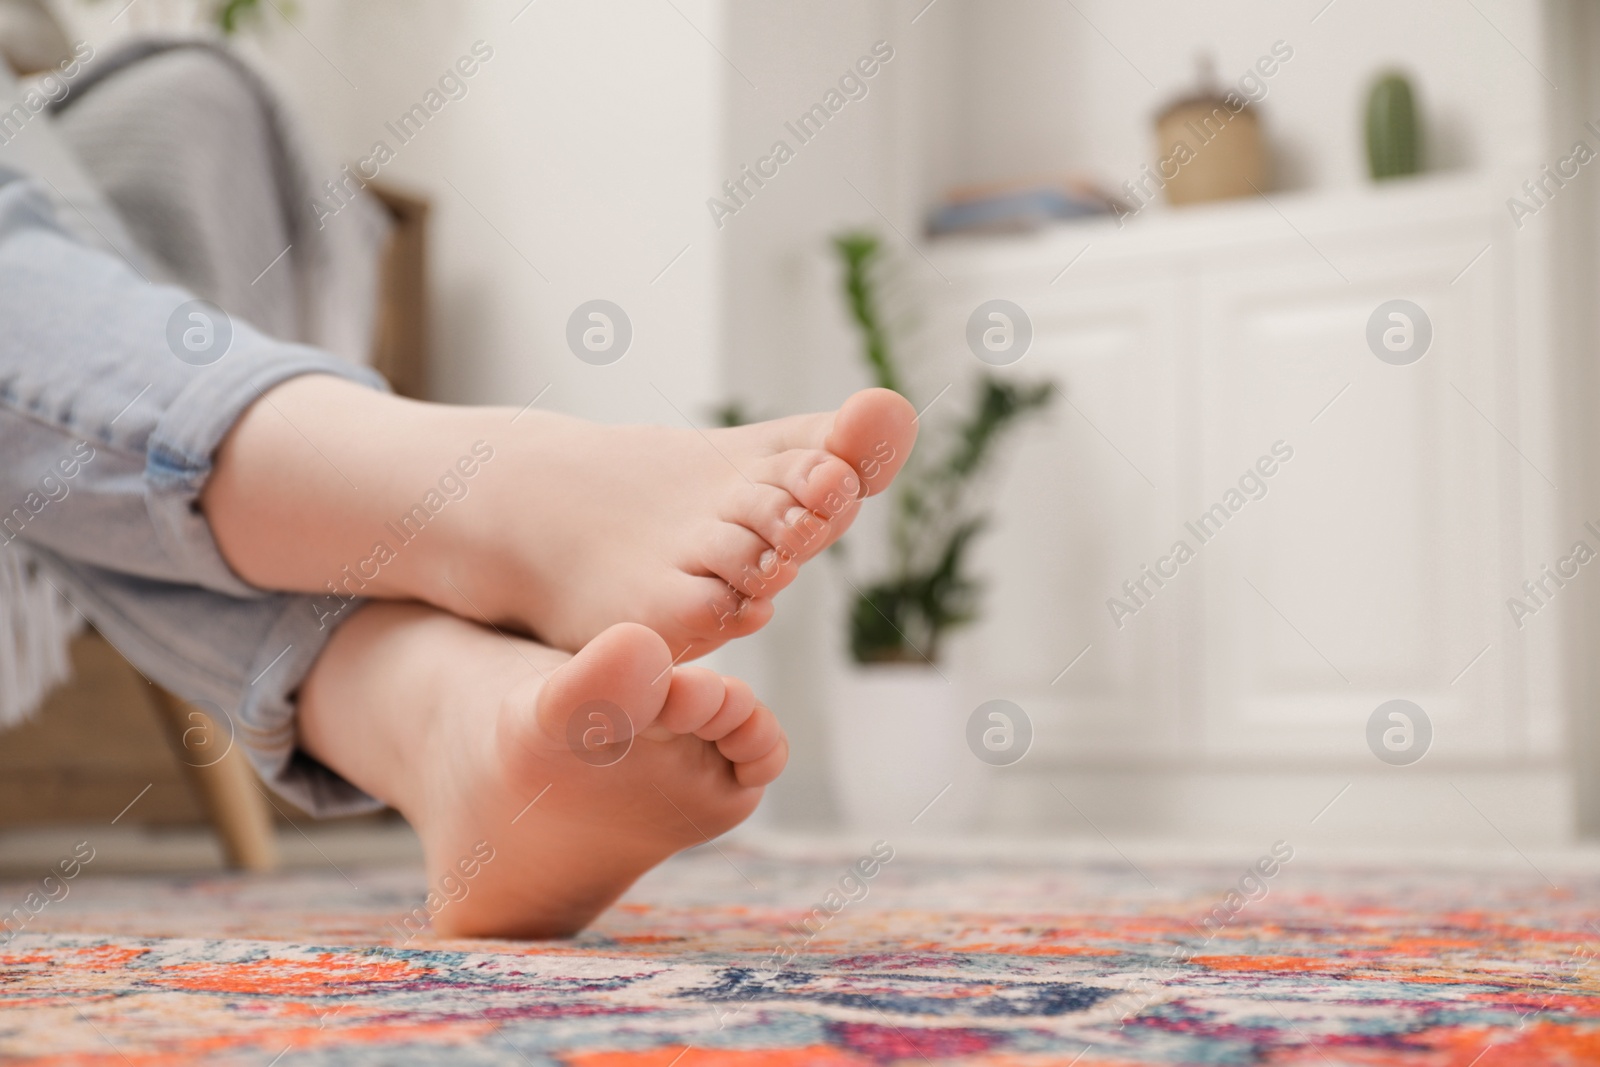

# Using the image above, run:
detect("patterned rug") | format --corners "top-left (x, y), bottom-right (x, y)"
top-left (3, 840), bottom-right (1599, 1065)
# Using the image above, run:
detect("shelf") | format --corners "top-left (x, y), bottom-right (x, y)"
top-left (927, 171), bottom-right (1498, 276)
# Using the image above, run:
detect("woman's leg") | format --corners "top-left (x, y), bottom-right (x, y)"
top-left (0, 166), bottom-right (918, 663)
top-left (201, 376), bottom-right (916, 659)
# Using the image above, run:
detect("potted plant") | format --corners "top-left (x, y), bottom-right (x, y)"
top-left (825, 232), bottom-right (1052, 831)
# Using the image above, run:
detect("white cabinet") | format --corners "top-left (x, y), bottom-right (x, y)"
top-left (927, 174), bottom-right (1568, 840)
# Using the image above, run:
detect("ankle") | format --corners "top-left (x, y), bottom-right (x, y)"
top-left (206, 376), bottom-right (445, 597)
top-left (299, 603), bottom-right (472, 814)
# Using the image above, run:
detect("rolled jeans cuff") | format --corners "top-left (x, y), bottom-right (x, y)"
top-left (144, 351), bottom-right (388, 598)
top-left (0, 174), bottom-right (387, 594)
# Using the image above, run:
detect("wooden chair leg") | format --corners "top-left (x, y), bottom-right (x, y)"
top-left (146, 689), bottom-right (279, 871)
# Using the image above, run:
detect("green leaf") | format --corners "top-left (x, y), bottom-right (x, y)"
top-left (215, 0), bottom-right (263, 33)
top-left (832, 232), bottom-right (903, 396)
top-left (832, 230), bottom-right (1057, 664)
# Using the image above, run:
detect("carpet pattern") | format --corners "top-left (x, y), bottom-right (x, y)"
top-left (3, 843), bottom-right (1599, 1065)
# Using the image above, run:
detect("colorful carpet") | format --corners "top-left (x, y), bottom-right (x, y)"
top-left (3, 841), bottom-right (1599, 1065)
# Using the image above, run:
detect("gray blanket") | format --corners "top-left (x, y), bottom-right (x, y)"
top-left (50, 37), bottom-right (390, 362)
top-left (0, 38), bottom-right (390, 728)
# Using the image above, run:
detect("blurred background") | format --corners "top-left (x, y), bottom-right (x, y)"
top-left (6, 0), bottom-right (1599, 869)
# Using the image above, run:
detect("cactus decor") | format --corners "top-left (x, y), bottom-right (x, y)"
top-left (1366, 72), bottom-right (1420, 180)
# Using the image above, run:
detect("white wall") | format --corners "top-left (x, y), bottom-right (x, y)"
top-left (56, 0), bottom-right (729, 424)
top-left (918, 0), bottom-right (1547, 203)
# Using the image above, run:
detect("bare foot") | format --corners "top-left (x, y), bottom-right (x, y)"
top-left (297, 602), bottom-right (787, 939)
top-left (445, 387), bottom-right (918, 656)
top-left (204, 384), bottom-right (917, 658)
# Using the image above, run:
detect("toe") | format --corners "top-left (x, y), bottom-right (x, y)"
top-left (655, 667), bottom-right (726, 734)
top-left (733, 597), bottom-right (774, 638)
top-left (716, 703), bottom-right (781, 764)
top-left (667, 575), bottom-right (763, 640)
top-left (694, 676), bottom-right (757, 741)
top-left (666, 576), bottom-right (774, 653)
top-left (759, 449), bottom-right (863, 520)
top-left (734, 488), bottom-right (842, 567)
top-left (701, 522), bottom-right (795, 600)
top-left (529, 622), bottom-right (673, 752)
top-left (757, 388), bottom-right (917, 498)
top-left (826, 388), bottom-right (918, 497)
top-left (735, 732), bottom-right (788, 788)
top-left (724, 483), bottom-right (827, 563)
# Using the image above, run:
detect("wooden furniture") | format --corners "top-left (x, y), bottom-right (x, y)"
top-left (368, 183), bottom-right (432, 402)
top-left (146, 687), bottom-right (280, 870)
top-left (0, 631), bottom-right (274, 868)
top-left (1, 632), bottom-right (208, 827)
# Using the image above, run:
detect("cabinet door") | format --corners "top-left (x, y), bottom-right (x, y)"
top-left (1192, 221), bottom-right (1529, 761)
top-left (951, 262), bottom-right (1193, 760)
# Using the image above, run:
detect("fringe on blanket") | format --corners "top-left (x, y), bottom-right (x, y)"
top-left (0, 544), bottom-right (81, 728)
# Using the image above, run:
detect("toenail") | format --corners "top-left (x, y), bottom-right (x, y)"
top-left (758, 549), bottom-right (779, 577)
top-left (783, 505), bottom-right (829, 545)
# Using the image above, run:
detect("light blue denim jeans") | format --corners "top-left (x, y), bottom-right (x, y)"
top-left (0, 167), bottom-right (386, 816)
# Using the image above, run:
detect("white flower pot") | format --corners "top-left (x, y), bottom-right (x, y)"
top-left (825, 662), bottom-right (981, 835)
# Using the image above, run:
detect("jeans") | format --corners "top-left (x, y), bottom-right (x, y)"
top-left (0, 168), bottom-right (386, 816)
